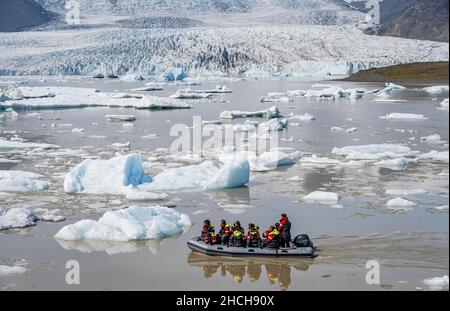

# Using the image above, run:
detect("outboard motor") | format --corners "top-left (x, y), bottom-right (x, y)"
top-left (293, 234), bottom-right (312, 247)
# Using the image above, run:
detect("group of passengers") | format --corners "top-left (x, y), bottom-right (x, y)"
top-left (201, 214), bottom-right (292, 249)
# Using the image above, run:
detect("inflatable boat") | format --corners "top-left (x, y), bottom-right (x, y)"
top-left (187, 234), bottom-right (315, 258)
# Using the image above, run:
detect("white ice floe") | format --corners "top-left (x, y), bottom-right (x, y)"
top-left (0, 208), bottom-right (38, 230)
top-left (332, 144), bottom-right (415, 160)
top-left (65, 154), bottom-right (249, 197)
top-left (374, 158), bottom-right (410, 171)
top-left (170, 89), bottom-right (213, 99)
top-left (0, 86), bottom-right (191, 110)
top-left (131, 86), bottom-right (163, 92)
top-left (33, 208), bottom-right (65, 222)
top-left (288, 113), bottom-right (315, 122)
top-left (379, 113), bottom-right (428, 120)
top-left (377, 83), bottom-right (405, 97)
top-left (218, 147), bottom-right (300, 172)
top-left (220, 106), bottom-right (280, 119)
top-left (0, 139), bottom-right (60, 150)
top-left (54, 206), bottom-right (191, 242)
top-left (417, 150), bottom-right (449, 163)
top-left (299, 154), bottom-right (340, 166)
top-left (423, 275), bottom-right (449, 291)
top-left (71, 128), bottom-right (84, 133)
top-left (438, 98), bottom-right (449, 111)
top-left (423, 86), bottom-right (449, 94)
top-left (420, 134), bottom-right (445, 144)
top-left (0, 170), bottom-right (49, 192)
top-left (260, 94), bottom-right (292, 103)
top-left (431, 205), bottom-right (449, 212)
top-left (64, 154), bottom-right (152, 197)
top-left (136, 96), bottom-right (192, 109)
top-left (287, 176), bottom-right (303, 182)
top-left (139, 160), bottom-right (250, 191)
top-left (303, 191), bottom-right (340, 204)
top-left (385, 189), bottom-right (428, 196)
top-left (0, 265), bottom-right (28, 276)
top-left (386, 197), bottom-right (417, 208)
top-left (106, 115), bottom-right (136, 122)
top-left (259, 118), bottom-right (288, 132)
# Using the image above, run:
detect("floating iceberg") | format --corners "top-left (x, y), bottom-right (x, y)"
top-left (379, 113), bottom-right (428, 120)
top-left (386, 197), bottom-right (417, 208)
top-left (131, 86), bottom-right (163, 92)
top-left (64, 154), bottom-right (250, 197)
top-left (170, 90), bottom-right (213, 99)
top-left (259, 118), bottom-right (288, 132)
top-left (423, 275), bottom-right (449, 291)
top-left (0, 265), bottom-right (28, 276)
top-left (136, 96), bottom-right (192, 109)
top-left (289, 113), bottom-right (316, 121)
top-left (54, 206), bottom-right (191, 242)
top-left (423, 86), bottom-right (449, 94)
top-left (260, 93), bottom-right (292, 103)
top-left (420, 134), bottom-right (445, 144)
top-left (64, 154), bottom-right (152, 197)
top-left (218, 147), bottom-right (300, 172)
top-left (438, 98), bottom-right (449, 111)
top-left (385, 189), bottom-right (427, 196)
top-left (303, 191), bottom-right (340, 204)
top-left (0, 170), bottom-right (49, 192)
top-left (377, 83), bottom-right (405, 97)
top-left (33, 208), bottom-right (65, 222)
top-left (332, 144), bottom-right (415, 160)
top-left (220, 106), bottom-right (281, 119)
top-left (374, 158), bottom-right (410, 171)
top-left (0, 208), bottom-right (38, 230)
top-left (0, 139), bottom-right (60, 150)
top-left (417, 150), bottom-right (449, 163)
top-left (138, 160), bottom-right (250, 191)
top-left (0, 87), bottom-right (191, 110)
top-left (105, 115), bottom-right (136, 122)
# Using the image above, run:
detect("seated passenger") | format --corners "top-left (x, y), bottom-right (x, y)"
top-left (201, 219), bottom-right (216, 245)
top-left (261, 226), bottom-right (280, 248)
top-left (246, 223), bottom-right (261, 248)
top-left (230, 229), bottom-right (246, 247)
top-left (217, 219), bottom-right (232, 245)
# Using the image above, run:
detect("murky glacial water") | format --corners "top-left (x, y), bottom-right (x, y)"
top-left (0, 77), bottom-right (448, 291)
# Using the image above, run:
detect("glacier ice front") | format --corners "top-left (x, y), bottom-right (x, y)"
top-left (64, 154), bottom-right (250, 198)
top-left (54, 206), bottom-right (191, 242)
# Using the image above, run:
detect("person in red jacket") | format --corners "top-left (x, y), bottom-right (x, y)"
top-left (261, 226), bottom-right (280, 248)
top-left (278, 214), bottom-right (292, 248)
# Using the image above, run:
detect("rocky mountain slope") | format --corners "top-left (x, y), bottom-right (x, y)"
top-left (0, 0), bottom-right (55, 32)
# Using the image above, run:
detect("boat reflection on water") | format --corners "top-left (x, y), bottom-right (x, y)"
top-left (187, 252), bottom-right (311, 291)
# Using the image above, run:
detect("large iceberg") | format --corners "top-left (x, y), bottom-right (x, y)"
top-left (0, 170), bottom-right (49, 192)
top-left (0, 208), bottom-right (39, 230)
top-left (64, 154), bottom-right (152, 196)
top-left (54, 206), bottom-right (191, 242)
top-left (64, 154), bottom-right (250, 197)
top-left (138, 160), bottom-right (250, 191)
top-left (220, 106), bottom-right (281, 119)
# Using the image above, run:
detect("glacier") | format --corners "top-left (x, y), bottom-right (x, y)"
top-left (0, 25), bottom-right (447, 78)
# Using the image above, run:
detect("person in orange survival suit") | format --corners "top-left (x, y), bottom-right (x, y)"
top-left (261, 226), bottom-right (280, 248)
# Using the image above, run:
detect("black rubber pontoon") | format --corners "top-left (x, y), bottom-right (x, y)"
top-left (187, 236), bottom-right (314, 258)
